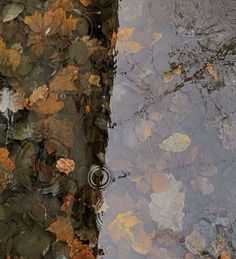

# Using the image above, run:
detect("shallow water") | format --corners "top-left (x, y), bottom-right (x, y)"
top-left (0, 0), bottom-right (236, 258)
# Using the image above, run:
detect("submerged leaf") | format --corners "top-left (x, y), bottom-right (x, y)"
top-left (0, 147), bottom-right (15, 172)
top-left (185, 230), bottom-right (206, 255)
top-left (152, 32), bottom-right (163, 45)
top-left (2, 3), bottom-right (24, 23)
top-left (159, 133), bottom-right (191, 152)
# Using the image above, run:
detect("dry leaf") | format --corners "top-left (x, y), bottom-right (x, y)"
top-left (47, 216), bottom-right (73, 242)
top-left (206, 63), bottom-right (218, 80)
top-left (220, 251), bottom-right (231, 259)
top-left (159, 133), bottom-right (191, 152)
top-left (27, 34), bottom-right (44, 57)
top-left (190, 176), bottom-right (215, 195)
top-left (88, 74), bottom-right (100, 87)
top-left (2, 3), bottom-right (24, 23)
top-left (149, 173), bottom-right (185, 232)
top-left (117, 27), bottom-right (144, 54)
top-left (135, 119), bottom-right (155, 142)
top-left (27, 85), bottom-right (49, 107)
top-left (34, 92), bottom-right (64, 114)
top-left (56, 158), bottom-right (75, 174)
top-left (185, 230), bottom-right (206, 255)
top-left (49, 65), bottom-right (79, 92)
top-left (163, 71), bottom-right (174, 83)
top-left (0, 147), bottom-right (15, 172)
top-left (152, 32), bottom-right (163, 45)
top-left (152, 172), bottom-right (170, 192)
top-left (80, 0), bottom-right (92, 6)
top-left (48, 0), bottom-right (75, 11)
top-left (68, 238), bottom-right (94, 259)
top-left (132, 225), bottom-right (152, 255)
top-left (108, 211), bottom-right (140, 242)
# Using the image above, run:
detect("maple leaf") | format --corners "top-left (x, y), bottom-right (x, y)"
top-left (56, 158), bottom-right (75, 175)
top-left (49, 65), bottom-right (79, 92)
top-left (47, 216), bottom-right (73, 242)
top-left (0, 147), bottom-right (15, 172)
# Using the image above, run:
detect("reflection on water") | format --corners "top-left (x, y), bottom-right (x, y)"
top-left (0, 0), bottom-right (236, 258)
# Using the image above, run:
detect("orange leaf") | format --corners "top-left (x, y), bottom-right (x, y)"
top-left (68, 238), bottom-right (95, 259)
top-left (80, 0), bottom-right (92, 7)
top-left (206, 63), bottom-right (218, 80)
top-left (220, 251), bottom-right (231, 259)
top-left (34, 91), bottom-right (64, 114)
top-left (0, 147), bottom-right (15, 172)
top-left (27, 34), bottom-right (44, 57)
top-left (47, 216), bottom-right (73, 242)
top-left (56, 158), bottom-right (75, 175)
top-left (28, 85), bottom-right (49, 106)
top-left (49, 65), bottom-right (79, 92)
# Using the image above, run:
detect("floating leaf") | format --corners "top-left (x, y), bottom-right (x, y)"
top-left (2, 3), bottom-right (24, 23)
top-left (159, 133), bottom-right (191, 152)
top-left (0, 147), bottom-right (15, 172)
top-left (88, 74), bottom-right (101, 87)
top-left (56, 158), bottom-right (75, 175)
top-left (206, 63), bottom-right (218, 80)
top-left (49, 65), bottom-right (79, 92)
top-left (47, 216), bottom-right (73, 242)
top-left (149, 173), bottom-right (185, 232)
top-left (152, 32), bottom-right (163, 45)
top-left (27, 85), bottom-right (49, 107)
top-left (34, 92), bottom-right (64, 114)
top-left (185, 230), bottom-right (206, 255)
top-left (117, 27), bottom-right (144, 54)
top-left (108, 211), bottom-right (140, 242)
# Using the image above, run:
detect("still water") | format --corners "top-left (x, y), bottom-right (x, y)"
top-left (0, 0), bottom-right (235, 258)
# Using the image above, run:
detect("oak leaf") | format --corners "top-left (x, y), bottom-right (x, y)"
top-left (47, 216), bottom-right (73, 242)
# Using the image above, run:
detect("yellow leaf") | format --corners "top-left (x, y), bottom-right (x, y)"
top-left (117, 27), bottom-right (135, 41)
top-left (47, 216), bottom-right (73, 242)
top-left (206, 63), bottom-right (218, 80)
top-left (159, 133), bottom-right (191, 152)
top-left (123, 41), bottom-right (144, 53)
top-left (132, 225), bottom-right (152, 255)
top-left (152, 32), bottom-right (163, 45)
top-left (108, 211), bottom-right (140, 242)
top-left (88, 74), bottom-right (101, 87)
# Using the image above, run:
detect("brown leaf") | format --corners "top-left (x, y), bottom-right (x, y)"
top-left (47, 216), bottom-right (73, 242)
top-left (34, 92), bottom-right (64, 114)
top-left (0, 147), bottom-right (15, 172)
top-left (49, 65), bottom-right (79, 92)
top-left (68, 238), bottom-right (94, 259)
top-left (56, 158), bottom-right (75, 174)
top-left (80, 0), bottom-right (92, 7)
top-left (27, 34), bottom-right (44, 57)
top-left (27, 85), bottom-right (49, 107)
top-left (48, 0), bottom-right (75, 11)
top-left (206, 63), bottom-right (218, 80)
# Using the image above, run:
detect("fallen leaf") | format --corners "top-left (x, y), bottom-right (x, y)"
top-left (108, 211), bottom-right (140, 242)
top-left (80, 0), bottom-right (92, 6)
top-left (48, 0), bottom-right (75, 11)
top-left (163, 71), bottom-right (174, 83)
top-left (27, 34), bottom-right (44, 57)
top-left (152, 32), bottom-right (163, 45)
top-left (68, 238), bottom-right (94, 259)
top-left (152, 172), bottom-right (170, 192)
top-left (49, 65), bottom-right (79, 92)
top-left (174, 65), bottom-right (183, 75)
top-left (206, 63), bottom-right (218, 80)
top-left (27, 85), bottom-right (49, 107)
top-left (0, 147), bottom-right (15, 172)
top-left (34, 92), bottom-right (64, 114)
top-left (149, 173), bottom-right (185, 232)
top-left (159, 133), bottom-right (191, 152)
top-left (88, 74), bottom-right (100, 87)
top-left (2, 3), bottom-right (24, 23)
top-left (190, 176), bottom-right (215, 195)
top-left (220, 251), bottom-right (231, 259)
top-left (117, 27), bottom-right (144, 54)
top-left (132, 225), bottom-right (152, 255)
top-left (56, 158), bottom-right (75, 175)
top-left (135, 119), bottom-right (155, 142)
top-left (47, 216), bottom-right (73, 242)
top-left (185, 230), bottom-right (206, 255)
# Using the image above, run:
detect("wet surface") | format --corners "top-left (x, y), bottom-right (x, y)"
top-left (0, 0), bottom-right (236, 258)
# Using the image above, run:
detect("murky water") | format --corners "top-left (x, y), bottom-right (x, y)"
top-left (0, 0), bottom-right (235, 258)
